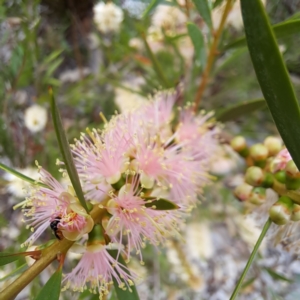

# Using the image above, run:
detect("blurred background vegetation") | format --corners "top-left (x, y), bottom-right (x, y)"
top-left (1, 0), bottom-right (300, 299)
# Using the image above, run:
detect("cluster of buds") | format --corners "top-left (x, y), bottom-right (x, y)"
top-left (232, 136), bottom-right (300, 226)
top-left (14, 91), bottom-right (219, 298)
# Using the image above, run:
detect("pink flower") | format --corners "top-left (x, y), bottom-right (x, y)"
top-left (72, 128), bottom-right (130, 202)
top-left (105, 180), bottom-right (176, 263)
top-left (62, 243), bottom-right (136, 297)
top-left (21, 168), bottom-right (93, 246)
top-left (72, 92), bottom-right (218, 208)
top-left (270, 148), bottom-right (292, 173)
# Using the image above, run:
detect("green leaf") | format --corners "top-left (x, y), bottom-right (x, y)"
top-left (108, 250), bottom-right (140, 300)
top-left (35, 269), bottom-right (62, 300)
top-left (43, 49), bottom-right (63, 65)
top-left (215, 99), bottom-right (266, 122)
top-left (213, 0), bottom-right (225, 9)
top-left (0, 263), bottom-right (28, 282)
top-left (187, 22), bottom-right (206, 68)
top-left (240, 1), bottom-right (300, 170)
top-left (286, 11), bottom-right (300, 21)
top-left (224, 19), bottom-right (300, 50)
top-left (44, 58), bottom-right (63, 78)
top-left (0, 162), bottom-right (48, 188)
top-left (263, 267), bottom-right (293, 283)
top-left (142, 0), bottom-right (162, 18)
top-left (0, 252), bottom-right (24, 266)
top-left (143, 197), bottom-right (179, 210)
top-left (191, 0), bottom-right (212, 30)
top-left (213, 47), bottom-right (247, 74)
top-left (49, 89), bottom-right (88, 211)
top-left (142, 37), bottom-right (171, 88)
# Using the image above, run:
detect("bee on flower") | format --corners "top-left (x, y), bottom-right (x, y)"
top-left (18, 166), bottom-right (93, 247)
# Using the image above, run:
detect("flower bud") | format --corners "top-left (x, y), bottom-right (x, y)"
top-left (245, 167), bottom-right (273, 188)
top-left (274, 170), bottom-right (286, 184)
top-left (249, 187), bottom-right (266, 205)
top-left (291, 204), bottom-right (300, 221)
top-left (264, 136), bottom-right (282, 156)
top-left (285, 160), bottom-right (300, 190)
top-left (285, 160), bottom-right (299, 176)
top-left (249, 144), bottom-right (268, 167)
top-left (269, 196), bottom-right (293, 225)
top-left (245, 166), bottom-right (264, 187)
top-left (234, 183), bottom-right (253, 201)
top-left (230, 136), bottom-right (249, 157)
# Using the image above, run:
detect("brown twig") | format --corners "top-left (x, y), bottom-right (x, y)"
top-left (193, 0), bottom-right (234, 112)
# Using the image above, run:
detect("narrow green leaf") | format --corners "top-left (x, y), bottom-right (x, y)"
top-left (287, 11), bottom-right (300, 21)
top-left (264, 267), bottom-right (293, 283)
top-left (0, 252), bottom-right (24, 266)
top-left (43, 49), bottom-right (63, 65)
top-left (49, 89), bottom-right (88, 211)
top-left (213, 0), bottom-right (225, 9)
top-left (224, 19), bottom-right (300, 50)
top-left (143, 197), bottom-right (179, 210)
top-left (215, 99), bottom-right (266, 122)
top-left (187, 22), bottom-right (206, 68)
top-left (241, 0), bottom-right (300, 171)
top-left (142, 0), bottom-right (162, 18)
top-left (213, 47), bottom-right (247, 74)
top-left (35, 269), bottom-right (62, 300)
top-left (108, 250), bottom-right (140, 300)
top-left (191, 0), bottom-right (212, 30)
top-left (229, 218), bottom-right (272, 300)
top-left (0, 162), bottom-right (48, 188)
top-left (0, 263), bottom-right (28, 282)
top-left (142, 36), bottom-right (171, 88)
top-left (44, 58), bottom-right (63, 78)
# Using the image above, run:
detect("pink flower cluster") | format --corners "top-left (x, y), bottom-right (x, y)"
top-left (19, 92), bottom-right (219, 297)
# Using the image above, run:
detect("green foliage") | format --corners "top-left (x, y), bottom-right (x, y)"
top-left (187, 22), bottom-right (206, 68)
top-left (216, 99), bottom-right (266, 122)
top-left (49, 90), bottom-right (88, 211)
top-left (144, 197), bottom-right (179, 210)
top-left (0, 162), bottom-right (48, 188)
top-left (241, 0), bottom-right (300, 170)
top-left (1, 1), bottom-right (300, 299)
top-left (191, 0), bottom-right (212, 30)
top-left (224, 19), bottom-right (300, 50)
top-left (0, 252), bottom-right (24, 266)
top-left (35, 269), bottom-right (62, 300)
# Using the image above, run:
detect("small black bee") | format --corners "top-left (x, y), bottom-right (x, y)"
top-left (50, 217), bottom-right (63, 240)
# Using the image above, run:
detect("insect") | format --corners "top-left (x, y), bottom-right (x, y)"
top-left (50, 217), bottom-right (63, 240)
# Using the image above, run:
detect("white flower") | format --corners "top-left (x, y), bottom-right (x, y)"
top-left (93, 2), bottom-right (124, 33)
top-left (129, 37), bottom-right (144, 50)
top-left (24, 104), bottom-right (47, 133)
top-left (115, 79), bottom-right (147, 112)
top-left (4, 167), bottom-right (39, 198)
top-left (152, 4), bottom-right (187, 35)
